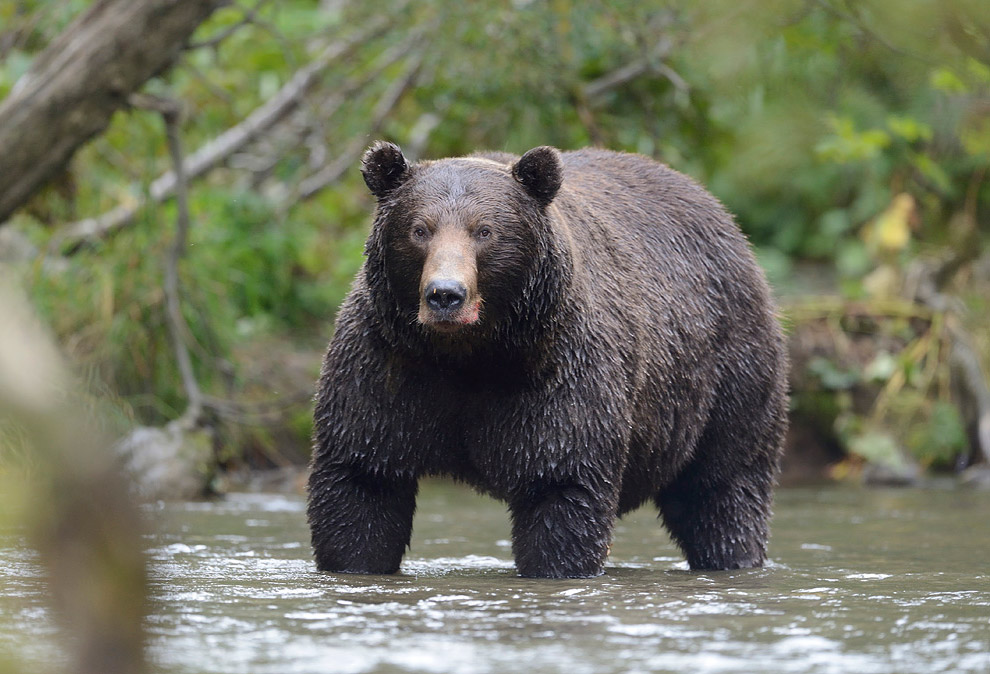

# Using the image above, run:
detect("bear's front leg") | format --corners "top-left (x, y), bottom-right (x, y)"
top-left (307, 463), bottom-right (417, 574)
top-left (509, 483), bottom-right (616, 578)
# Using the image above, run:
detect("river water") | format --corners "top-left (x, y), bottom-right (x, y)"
top-left (2, 482), bottom-right (989, 673)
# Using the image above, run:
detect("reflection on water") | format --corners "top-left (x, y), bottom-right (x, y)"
top-left (2, 482), bottom-right (989, 673)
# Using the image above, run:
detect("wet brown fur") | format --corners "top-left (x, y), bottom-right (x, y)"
top-left (308, 143), bottom-right (789, 578)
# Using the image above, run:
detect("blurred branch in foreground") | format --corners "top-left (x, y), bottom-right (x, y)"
top-left (0, 278), bottom-right (148, 674)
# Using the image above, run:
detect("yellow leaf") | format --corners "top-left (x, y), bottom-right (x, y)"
top-left (863, 193), bottom-right (914, 254)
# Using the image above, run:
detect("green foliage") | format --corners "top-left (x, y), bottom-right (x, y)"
top-left (808, 356), bottom-right (860, 391)
top-left (908, 401), bottom-right (968, 467)
top-left (846, 428), bottom-right (909, 471)
top-left (3, 0), bottom-right (988, 468)
top-left (796, 305), bottom-right (974, 471)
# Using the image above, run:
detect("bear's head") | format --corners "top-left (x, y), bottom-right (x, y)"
top-left (361, 141), bottom-right (567, 353)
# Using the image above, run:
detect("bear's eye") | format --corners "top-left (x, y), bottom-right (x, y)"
top-left (412, 226), bottom-right (428, 240)
top-left (477, 227), bottom-right (492, 240)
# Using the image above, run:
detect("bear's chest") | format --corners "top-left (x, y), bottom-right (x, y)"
top-left (389, 361), bottom-right (548, 478)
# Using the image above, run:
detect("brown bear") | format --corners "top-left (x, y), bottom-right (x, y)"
top-left (307, 142), bottom-right (788, 578)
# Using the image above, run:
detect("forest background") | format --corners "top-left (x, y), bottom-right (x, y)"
top-left (1, 0), bottom-right (988, 495)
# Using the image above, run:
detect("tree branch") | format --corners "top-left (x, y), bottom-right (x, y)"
top-left (911, 247), bottom-right (990, 466)
top-left (583, 58), bottom-right (652, 100)
top-left (293, 47), bottom-right (426, 203)
top-left (132, 94), bottom-right (205, 427)
top-left (163, 104), bottom-right (204, 428)
top-left (52, 15), bottom-right (393, 253)
top-left (185, 0), bottom-right (274, 51)
top-left (0, 0), bottom-right (225, 226)
top-left (237, 31), bottom-right (427, 187)
top-left (581, 35), bottom-right (683, 101)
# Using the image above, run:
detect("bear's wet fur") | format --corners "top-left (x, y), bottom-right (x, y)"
top-left (307, 143), bottom-right (789, 578)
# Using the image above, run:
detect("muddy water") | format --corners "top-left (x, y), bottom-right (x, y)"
top-left (2, 482), bottom-right (989, 673)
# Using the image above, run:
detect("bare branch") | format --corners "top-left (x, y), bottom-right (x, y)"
top-left (0, 0), bottom-right (225, 225)
top-left (581, 35), bottom-right (682, 100)
top-left (911, 250), bottom-right (990, 466)
top-left (181, 58), bottom-right (236, 106)
top-left (816, 0), bottom-right (937, 64)
top-left (163, 107), bottom-right (204, 427)
top-left (949, 321), bottom-right (990, 466)
top-left (656, 61), bottom-right (689, 94)
top-left (583, 58), bottom-right (652, 100)
top-left (52, 15), bottom-right (394, 253)
top-left (294, 48), bottom-right (426, 203)
top-left (575, 31), bottom-right (685, 144)
top-left (130, 94), bottom-right (206, 427)
top-left (237, 30), bottom-right (427, 186)
top-left (185, 0), bottom-right (274, 51)
top-left (202, 390), bottom-right (314, 426)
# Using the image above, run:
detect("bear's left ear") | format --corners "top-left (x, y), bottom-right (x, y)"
top-left (512, 146), bottom-right (562, 207)
top-left (361, 141), bottom-right (410, 199)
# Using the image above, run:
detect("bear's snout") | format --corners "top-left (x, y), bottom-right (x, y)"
top-left (419, 277), bottom-right (480, 328)
top-left (425, 279), bottom-right (467, 311)
top-left (417, 228), bottom-right (480, 329)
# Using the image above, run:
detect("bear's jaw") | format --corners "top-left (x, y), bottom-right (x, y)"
top-left (418, 298), bottom-right (482, 332)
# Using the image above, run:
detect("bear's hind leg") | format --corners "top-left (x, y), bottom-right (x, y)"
top-left (657, 346), bottom-right (786, 571)
top-left (307, 463), bottom-right (417, 574)
top-left (655, 444), bottom-right (779, 570)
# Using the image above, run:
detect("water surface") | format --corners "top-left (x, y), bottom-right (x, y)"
top-left (2, 482), bottom-right (989, 673)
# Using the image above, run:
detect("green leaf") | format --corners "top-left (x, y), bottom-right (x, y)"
top-left (835, 239), bottom-right (872, 279)
top-left (966, 57), bottom-right (990, 84)
top-left (910, 151), bottom-right (954, 192)
top-left (886, 115), bottom-right (932, 143)
top-left (815, 114), bottom-right (891, 163)
top-left (847, 431), bottom-right (908, 470)
top-left (960, 114), bottom-right (990, 158)
top-left (906, 401), bottom-right (967, 466)
top-left (930, 67), bottom-right (968, 94)
top-left (864, 351), bottom-right (897, 382)
top-left (808, 356), bottom-right (859, 390)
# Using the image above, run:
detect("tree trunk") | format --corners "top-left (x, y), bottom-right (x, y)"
top-left (0, 0), bottom-right (224, 226)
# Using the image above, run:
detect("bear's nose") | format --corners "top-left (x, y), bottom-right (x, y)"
top-left (424, 279), bottom-right (467, 311)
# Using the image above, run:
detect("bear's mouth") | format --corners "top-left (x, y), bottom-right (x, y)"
top-left (418, 299), bottom-right (482, 332)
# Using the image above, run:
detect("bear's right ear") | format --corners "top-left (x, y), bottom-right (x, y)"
top-left (512, 146), bottom-right (563, 207)
top-left (361, 141), bottom-right (410, 199)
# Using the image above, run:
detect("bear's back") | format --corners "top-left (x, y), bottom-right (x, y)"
top-left (557, 148), bottom-right (741, 251)
top-left (550, 149), bottom-right (763, 312)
